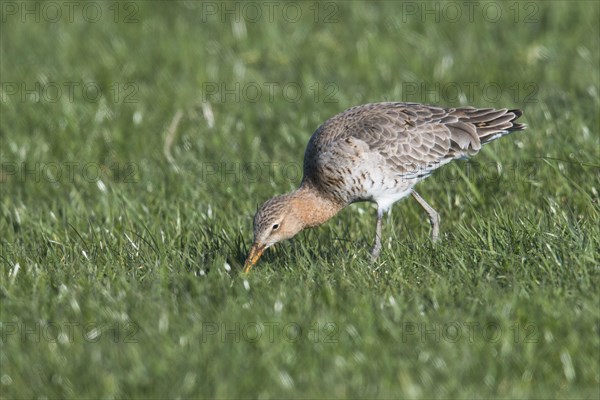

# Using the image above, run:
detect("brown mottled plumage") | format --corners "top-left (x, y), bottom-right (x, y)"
top-left (244, 102), bottom-right (526, 271)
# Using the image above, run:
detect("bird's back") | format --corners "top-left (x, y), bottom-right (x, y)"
top-left (301, 102), bottom-right (525, 206)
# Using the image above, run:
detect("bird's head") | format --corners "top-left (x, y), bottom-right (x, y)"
top-left (243, 194), bottom-right (305, 272)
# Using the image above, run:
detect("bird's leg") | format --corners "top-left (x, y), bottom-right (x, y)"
top-left (371, 208), bottom-right (384, 259)
top-left (411, 191), bottom-right (440, 242)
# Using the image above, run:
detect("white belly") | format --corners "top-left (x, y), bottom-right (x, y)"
top-left (370, 187), bottom-right (413, 212)
top-left (349, 165), bottom-right (416, 211)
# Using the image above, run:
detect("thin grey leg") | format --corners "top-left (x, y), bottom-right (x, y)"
top-left (411, 191), bottom-right (440, 242)
top-left (371, 208), bottom-right (384, 259)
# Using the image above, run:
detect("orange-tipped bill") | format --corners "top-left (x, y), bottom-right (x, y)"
top-left (243, 242), bottom-right (266, 273)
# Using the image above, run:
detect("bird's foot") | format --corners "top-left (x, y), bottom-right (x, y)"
top-left (370, 243), bottom-right (381, 260)
top-left (430, 214), bottom-right (440, 242)
top-left (411, 191), bottom-right (441, 243)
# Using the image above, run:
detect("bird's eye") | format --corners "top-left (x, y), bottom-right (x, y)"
top-left (272, 223), bottom-right (280, 230)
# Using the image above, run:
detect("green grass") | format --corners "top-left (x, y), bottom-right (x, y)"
top-left (1, 1), bottom-right (599, 398)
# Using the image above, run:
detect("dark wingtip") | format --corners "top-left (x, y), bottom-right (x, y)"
top-left (509, 109), bottom-right (522, 118)
top-left (508, 109), bottom-right (526, 131)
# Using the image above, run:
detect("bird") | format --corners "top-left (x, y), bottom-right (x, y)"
top-left (244, 102), bottom-right (526, 272)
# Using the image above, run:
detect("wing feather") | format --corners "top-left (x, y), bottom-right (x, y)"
top-left (303, 102), bottom-right (524, 184)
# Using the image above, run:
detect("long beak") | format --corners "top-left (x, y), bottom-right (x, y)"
top-left (243, 242), bottom-right (266, 273)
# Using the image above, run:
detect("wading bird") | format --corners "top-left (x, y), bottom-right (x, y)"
top-left (244, 102), bottom-right (525, 272)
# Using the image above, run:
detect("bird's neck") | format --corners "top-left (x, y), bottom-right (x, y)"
top-left (289, 185), bottom-right (344, 228)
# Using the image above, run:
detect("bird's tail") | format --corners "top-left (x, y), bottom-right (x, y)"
top-left (475, 108), bottom-right (526, 145)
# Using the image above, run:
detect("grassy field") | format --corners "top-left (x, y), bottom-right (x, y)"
top-left (1, 1), bottom-right (599, 398)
